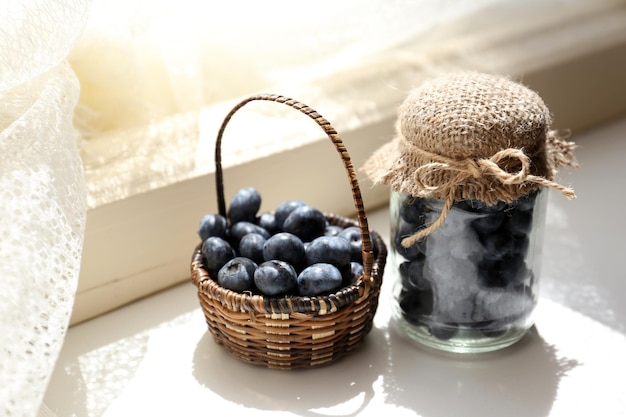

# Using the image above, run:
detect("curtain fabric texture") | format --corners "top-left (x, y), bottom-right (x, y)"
top-left (0, 1), bottom-right (91, 416)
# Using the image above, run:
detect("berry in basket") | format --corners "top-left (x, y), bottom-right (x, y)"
top-left (197, 186), bottom-right (374, 297)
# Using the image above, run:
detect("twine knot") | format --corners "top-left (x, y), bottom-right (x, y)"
top-left (401, 145), bottom-right (576, 248)
top-left (413, 148), bottom-right (533, 191)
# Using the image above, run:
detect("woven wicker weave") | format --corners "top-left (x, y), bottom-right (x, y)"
top-left (191, 94), bottom-right (387, 369)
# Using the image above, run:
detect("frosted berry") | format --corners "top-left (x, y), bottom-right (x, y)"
top-left (262, 232), bottom-right (305, 267)
top-left (398, 259), bottom-right (427, 290)
top-left (228, 187), bottom-right (261, 224)
top-left (505, 209), bottom-right (533, 235)
top-left (238, 233), bottom-right (267, 265)
top-left (305, 236), bottom-right (351, 269)
top-left (338, 226), bottom-right (364, 263)
top-left (218, 257), bottom-right (257, 292)
top-left (350, 261), bottom-right (364, 282)
top-left (397, 259), bottom-right (433, 322)
top-left (283, 205), bottom-right (327, 242)
top-left (399, 288), bottom-right (434, 325)
top-left (428, 324), bottom-right (458, 341)
top-left (229, 221), bottom-right (271, 246)
top-left (324, 225), bottom-right (344, 237)
top-left (197, 213), bottom-right (228, 241)
top-left (514, 190), bottom-right (538, 212)
top-left (399, 195), bottom-right (428, 224)
top-left (471, 212), bottom-right (505, 235)
top-left (479, 256), bottom-right (529, 288)
top-left (479, 232), bottom-right (515, 262)
top-left (258, 212), bottom-right (278, 234)
top-left (201, 237), bottom-right (235, 275)
top-left (254, 260), bottom-right (298, 296)
top-left (393, 221), bottom-right (426, 261)
top-left (297, 263), bottom-right (343, 296)
top-left (274, 200), bottom-right (306, 229)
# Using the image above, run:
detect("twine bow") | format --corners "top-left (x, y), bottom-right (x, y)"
top-left (401, 147), bottom-right (576, 248)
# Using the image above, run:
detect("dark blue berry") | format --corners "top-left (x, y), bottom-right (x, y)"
top-left (397, 258), bottom-right (434, 323)
top-left (511, 234), bottom-right (530, 258)
top-left (428, 323), bottom-right (457, 340)
top-left (228, 187), bottom-right (261, 224)
top-left (338, 226), bottom-right (368, 263)
top-left (201, 237), bottom-right (235, 275)
top-left (399, 288), bottom-right (434, 324)
top-left (471, 212), bottom-right (505, 235)
top-left (282, 205), bottom-right (327, 242)
top-left (254, 260), bottom-right (298, 296)
top-left (504, 209), bottom-right (533, 235)
top-left (229, 221), bottom-right (271, 246)
top-left (514, 190), bottom-right (538, 212)
top-left (274, 200), bottom-right (306, 229)
top-left (305, 236), bottom-right (352, 268)
top-left (478, 261), bottom-right (508, 288)
top-left (450, 200), bottom-right (474, 212)
top-left (480, 232), bottom-right (515, 262)
top-left (480, 323), bottom-right (509, 338)
top-left (324, 225), bottom-right (344, 237)
top-left (336, 263), bottom-right (353, 287)
top-left (197, 213), bottom-right (228, 241)
top-left (238, 233), bottom-right (267, 265)
top-left (257, 212), bottom-right (278, 234)
top-left (217, 257), bottom-right (257, 292)
top-left (479, 256), bottom-right (530, 288)
top-left (398, 259), bottom-right (427, 291)
top-left (262, 232), bottom-right (305, 267)
top-left (297, 263), bottom-right (343, 296)
top-left (393, 221), bottom-right (426, 261)
top-left (350, 262), bottom-right (364, 282)
top-left (399, 196), bottom-right (428, 225)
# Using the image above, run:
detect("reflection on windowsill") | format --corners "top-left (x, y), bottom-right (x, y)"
top-left (45, 286), bottom-right (626, 416)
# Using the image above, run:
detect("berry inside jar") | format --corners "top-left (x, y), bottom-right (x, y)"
top-left (390, 189), bottom-right (548, 353)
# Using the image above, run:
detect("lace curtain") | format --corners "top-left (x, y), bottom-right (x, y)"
top-left (0, 1), bottom-right (91, 416)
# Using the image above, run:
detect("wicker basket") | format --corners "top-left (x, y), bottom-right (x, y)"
top-left (191, 94), bottom-right (387, 369)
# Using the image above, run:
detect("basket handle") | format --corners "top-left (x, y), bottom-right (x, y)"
top-left (214, 93), bottom-right (374, 281)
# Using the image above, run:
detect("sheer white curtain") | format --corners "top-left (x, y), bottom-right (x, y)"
top-left (72, 0), bottom-right (612, 209)
top-left (0, 1), bottom-right (91, 416)
top-left (73, 0), bottom-right (506, 210)
top-left (69, 0), bottom-right (498, 135)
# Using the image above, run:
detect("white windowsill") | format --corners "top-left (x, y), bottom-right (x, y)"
top-left (72, 2), bottom-right (626, 325)
top-left (45, 114), bottom-right (626, 415)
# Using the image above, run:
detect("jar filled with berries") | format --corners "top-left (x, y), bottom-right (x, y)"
top-left (364, 72), bottom-right (578, 353)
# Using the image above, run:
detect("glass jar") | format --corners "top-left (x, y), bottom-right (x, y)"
top-left (390, 189), bottom-right (548, 353)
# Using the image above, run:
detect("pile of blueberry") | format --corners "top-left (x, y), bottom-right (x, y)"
top-left (198, 187), bottom-right (371, 297)
top-left (393, 190), bottom-right (542, 340)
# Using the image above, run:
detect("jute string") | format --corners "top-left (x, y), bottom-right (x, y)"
top-left (400, 135), bottom-right (576, 248)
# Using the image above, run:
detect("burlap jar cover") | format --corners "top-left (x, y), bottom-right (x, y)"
top-left (364, 71), bottom-right (577, 247)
